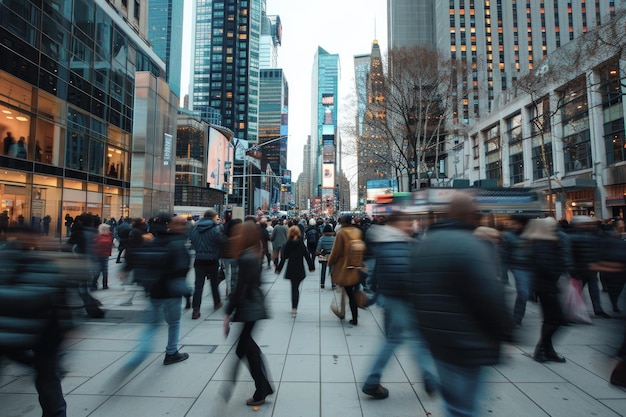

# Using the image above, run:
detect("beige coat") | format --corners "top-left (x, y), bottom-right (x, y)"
top-left (327, 225), bottom-right (363, 287)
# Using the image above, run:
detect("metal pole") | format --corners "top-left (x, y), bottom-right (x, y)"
top-left (243, 152), bottom-right (247, 216)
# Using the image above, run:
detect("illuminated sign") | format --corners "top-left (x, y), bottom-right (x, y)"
top-left (322, 163), bottom-right (335, 188)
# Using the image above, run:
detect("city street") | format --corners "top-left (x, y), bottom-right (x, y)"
top-left (2, 254), bottom-right (626, 417)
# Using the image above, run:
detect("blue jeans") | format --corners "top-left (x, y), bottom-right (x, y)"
top-left (319, 261), bottom-right (328, 285)
top-left (434, 359), bottom-right (483, 417)
top-left (364, 295), bottom-right (437, 388)
top-left (223, 258), bottom-right (238, 295)
top-left (512, 268), bottom-right (533, 324)
top-left (130, 297), bottom-right (182, 363)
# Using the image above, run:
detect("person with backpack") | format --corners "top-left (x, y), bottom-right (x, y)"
top-left (276, 225), bottom-right (315, 318)
top-left (327, 214), bottom-right (365, 325)
top-left (305, 218), bottom-right (321, 260)
top-left (189, 209), bottom-right (227, 319)
top-left (316, 224), bottom-right (336, 289)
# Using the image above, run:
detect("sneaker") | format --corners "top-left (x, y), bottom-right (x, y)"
top-left (163, 351), bottom-right (189, 365)
top-left (362, 384), bottom-right (389, 399)
top-left (291, 308), bottom-right (297, 318)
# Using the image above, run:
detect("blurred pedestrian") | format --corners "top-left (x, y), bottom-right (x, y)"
top-left (362, 211), bottom-right (437, 399)
top-left (0, 226), bottom-right (78, 417)
top-left (316, 224), bottom-right (335, 289)
top-left (270, 218), bottom-right (288, 267)
top-left (92, 223), bottom-right (114, 290)
top-left (276, 225), bottom-right (315, 317)
top-left (64, 213), bottom-right (73, 237)
top-left (115, 217), bottom-right (131, 263)
top-left (522, 217), bottom-right (569, 363)
top-left (500, 215), bottom-right (533, 326)
top-left (122, 215), bottom-right (191, 366)
top-left (189, 209), bottom-right (227, 319)
top-left (407, 192), bottom-right (513, 417)
top-left (223, 220), bottom-right (273, 406)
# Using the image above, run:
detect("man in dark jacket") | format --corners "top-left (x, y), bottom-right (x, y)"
top-left (123, 215), bottom-right (190, 366)
top-left (407, 192), bottom-right (513, 417)
top-left (189, 209), bottom-right (227, 319)
top-left (362, 211), bottom-right (436, 399)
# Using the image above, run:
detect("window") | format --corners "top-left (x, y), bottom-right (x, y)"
top-left (509, 152), bottom-right (524, 184)
top-left (563, 130), bottom-right (592, 173)
top-left (605, 118), bottom-right (626, 164)
top-left (532, 143), bottom-right (553, 180)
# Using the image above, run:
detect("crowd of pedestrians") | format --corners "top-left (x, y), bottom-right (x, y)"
top-left (4, 195), bottom-right (626, 417)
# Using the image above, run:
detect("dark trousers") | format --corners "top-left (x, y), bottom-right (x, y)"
top-left (116, 241), bottom-right (127, 262)
top-left (92, 256), bottom-right (109, 288)
top-left (536, 288), bottom-right (565, 353)
top-left (32, 324), bottom-right (67, 417)
top-left (289, 278), bottom-right (303, 309)
top-left (193, 259), bottom-right (220, 309)
top-left (344, 284), bottom-right (358, 322)
top-left (236, 321), bottom-right (272, 401)
top-left (319, 261), bottom-right (328, 285)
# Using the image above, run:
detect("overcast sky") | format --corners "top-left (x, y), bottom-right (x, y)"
top-left (182, 0), bottom-right (388, 202)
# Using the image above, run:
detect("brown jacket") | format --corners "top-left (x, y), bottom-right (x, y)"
top-left (327, 225), bottom-right (363, 287)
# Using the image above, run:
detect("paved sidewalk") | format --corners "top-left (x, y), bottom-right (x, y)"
top-left (2, 256), bottom-right (626, 417)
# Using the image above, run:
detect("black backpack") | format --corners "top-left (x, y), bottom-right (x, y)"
top-left (306, 228), bottom-right (319, 248)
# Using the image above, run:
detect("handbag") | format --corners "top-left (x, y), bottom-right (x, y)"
top-left (355, 289), bottom-right (367, 309)
top-left (560, 276), bottom-right (592, 324)
top-left (330, 286), bottom-right (346, 319)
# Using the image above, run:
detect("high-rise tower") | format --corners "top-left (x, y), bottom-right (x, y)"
top-left (310, 47), bottom-right (339, 213)
top-left (148, 0), bottom-right (184, 98)
top-left (191, 0), bottom-right (263, 141)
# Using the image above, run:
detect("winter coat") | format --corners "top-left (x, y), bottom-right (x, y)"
top-left (327, 225), bottom-right (363, 287)
top-left (316, 235), bottom-right (335, 258)
top-left (149, 233), bottom-right (192, 299)
top-left (92, 233), bottom-right (113, 258)
top-left (366, 224), bottom-right (415, 297)
top-left (270, 224), bottom-right (288, 249)
top-left (500, 230), bottom-right (531, 271)
top-left (189, 218), bottom-right (226, 260)
top-left (407, 219), bottom-right (513, 367)
top-left (277, 238), bottom-right (314, 281)
top-left (567, 228), bottom-right (601, 273)
top-left (226, 247), bottom-right (267, 322)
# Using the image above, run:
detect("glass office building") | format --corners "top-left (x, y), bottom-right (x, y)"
top-left (0, 0), bottom-right (167, 237)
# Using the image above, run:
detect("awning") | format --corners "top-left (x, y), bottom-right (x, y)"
top-left (531, 174), bottom-right (595, 192)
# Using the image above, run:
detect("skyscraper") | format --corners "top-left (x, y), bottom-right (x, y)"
top-left (387, 0), bottom-right (436, 49)
top-left (355, 40), bottom-right (390, 208)
top-left (148, 0), bottom-right (184, 98)
top-left (310, 47), bottom-right (339, 211)
top-left (191, 0), bottom-right (263, 141)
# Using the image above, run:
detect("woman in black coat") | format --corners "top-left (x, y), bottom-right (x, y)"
top-left (223, 221), bottom-right (273, 407)
top-left (276, 225), bottom-right (315, 317)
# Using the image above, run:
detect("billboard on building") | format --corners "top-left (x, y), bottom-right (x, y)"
top-left (366, 178), bottom-right (398, 203)
top-left (322, 94), bottom-right (334, 106)
top-left (207, 128), bottom-right (232, 190)
top-left (322, 163), bottom-right (335, 189)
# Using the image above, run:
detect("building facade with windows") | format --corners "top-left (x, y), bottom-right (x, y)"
top-left (0, 0), bottom-right (174, 237)
top-left (466, 14), bottom-right (626, 220)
